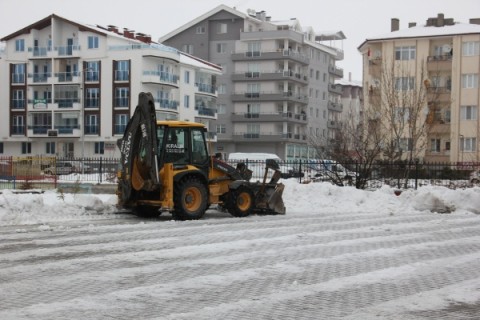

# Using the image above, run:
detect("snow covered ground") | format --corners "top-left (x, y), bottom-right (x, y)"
top-left (1, 180), bottom-right (480, 319)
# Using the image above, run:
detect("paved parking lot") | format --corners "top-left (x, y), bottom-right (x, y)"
top-left (1, 208), bottom-right (479, 319)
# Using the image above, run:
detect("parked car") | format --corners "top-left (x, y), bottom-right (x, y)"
top-left (43, 161), bottom-right (74, 175)
top-left (63, 160), bottom-right (92, 174)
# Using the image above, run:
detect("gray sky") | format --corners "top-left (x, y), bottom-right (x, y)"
top-left (1, 0), bottom-right (478, 80)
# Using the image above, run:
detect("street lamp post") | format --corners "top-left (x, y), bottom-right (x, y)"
top-left (80, 67), bottom-right (91, 174)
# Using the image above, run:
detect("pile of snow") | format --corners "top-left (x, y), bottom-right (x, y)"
top-left (1, 180), bottom-right (479, 226)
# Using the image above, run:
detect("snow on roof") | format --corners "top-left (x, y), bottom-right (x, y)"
top-left (336, 78), bottom-right (362, 87)
top-left (364, 22), bottom-right (480, 43)
top-left (179, 53), bottom-right (222, 73)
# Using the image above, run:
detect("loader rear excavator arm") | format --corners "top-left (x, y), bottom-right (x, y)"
top-left (117, 92), bottom-right (160, 205)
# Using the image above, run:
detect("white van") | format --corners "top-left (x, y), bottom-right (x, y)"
top-left (227, 153), bottom-right (280, 180)
top-left (228, 152), bottom-right (281, 162)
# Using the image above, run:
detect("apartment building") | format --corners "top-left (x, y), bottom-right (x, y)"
top-left (0, 14), bottom-right (221, 158)
top-left (359, 13), bottom-right (480, 163)
top-left (159, 5), bottom-right (345, 160)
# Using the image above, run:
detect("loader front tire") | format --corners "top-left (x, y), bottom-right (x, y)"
top-left (173, 177), bottom-right (208, 220)
top-left (228, 186), bottom-right (255, 217)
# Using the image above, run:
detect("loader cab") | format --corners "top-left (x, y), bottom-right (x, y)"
top-left (156, 121), bottom-right (209, 169)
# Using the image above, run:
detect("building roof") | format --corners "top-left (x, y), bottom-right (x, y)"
top-left (358, 22), bottom-right (480, 50)
top-left (158, 4), bottom-right (251, 43)
top-left (179, 52), bottom-right (222, 73)
top-left (336, 78), bottom-right (362, 87)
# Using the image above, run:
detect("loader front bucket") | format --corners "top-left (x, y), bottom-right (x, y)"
top-left (267, 183), bottom-right (286, 214)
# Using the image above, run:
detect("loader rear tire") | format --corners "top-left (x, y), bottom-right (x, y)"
top-left (173, 177), bottom-right (208, 220)
top-left (228, 186), bottom-right (255, 217)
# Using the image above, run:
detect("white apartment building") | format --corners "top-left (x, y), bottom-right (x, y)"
top-left (359, 14), bottom-right (480, 163)
top-left (0, 14), bottom-right (221, 158)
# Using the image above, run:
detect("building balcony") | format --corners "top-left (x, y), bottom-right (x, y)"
top-left (232, 131), bottom-right (307, 142)
top-left (368, 59), bottom-right (383, 76)
top-left (231, 49), bottom-right (309, 65)
top-left (427, 55), bottom-right (452, 71)
top-left (231, 91), bottom-right (308, 104)
top-left (231, 112), bottom-right (307, 124)
top-left (328, 65), bottom-right (344, 78)
top-left (155, 99), bottom-right (178, 110)
top-left (428, 122), bottom-right (450, 134)
top-left (240, 29), bottom-right (304, 43)
top-left (328, 83), bottom-right (342, 95)
top-left (231, 70), bottom-right (308, 84)
top-left (427, 86), bottom-right (452, 102)
top-left (11, 99), bottom-right (27, 110)
top-left (327, 120), bottom-right (341, 129)
top-left (28, 72), bottom-right (53, 84)
top-left (195, 106), bottom-right (216, 118)
top-left (27, 125), bottom-right (81, 137)
top-left (142, 70), bottom-right (179, 87)
top-left (424, 150), bottom-right (450, 163)
top-left (28, 46), bottom-right (50, 58)
top-left (327, 101), bottom-right (343, 112)
top-left (11, 73), bottom-right (26, 85)
top-left (195, 82), bottom-right (216, 95)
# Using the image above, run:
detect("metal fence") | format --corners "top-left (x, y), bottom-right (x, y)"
top-left (1, 156), bottom-right (478, 191)
top-left (0, 156), bottom-right (118, 190)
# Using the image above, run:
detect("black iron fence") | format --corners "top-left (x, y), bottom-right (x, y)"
top-left (0, 156), bottom-right (478, 191)
top-left (0, 156), bottom-right (118, 190)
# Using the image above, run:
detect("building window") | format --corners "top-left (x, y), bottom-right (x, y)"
top-left (12, 89), bottom-right (25, 109)
top-left (217, 43), bottom-right (227, 53)
top-left (460, 137), bottom-right (476, 152)
top-left (85, 88), bottom-right (100, 108)
top-left (323, 73), bottom-right (327, 82)
top-left (309, 88), bottom-right (313, 97)
top-left (88, 36), bottom-right (99, 49)
top-left (217, 23), bottom-right (227, 34)
top-left (216, 124), bottom-right (226, 134)
top-left (461, 106), bottom-right (477, 120)
top-left (323, 92), bottom-right (326, 100)
top-left (184, 71), bottom-right (190, 84)
top-left (430, 139), bottom-right (441, 152)
top-left (217, 84), bottom-right (226, 94)
top-left (86, 114), bottom-right (99, 134)
top-left (115, 60), bottom-right (129, 81)
top-left (12, 115), bottom-right (25, 135)
top-left (95, 142), bottom-right (105, 154)
top-left (115, 87), bottom-right (129, 107)
top-left (395, 77), bottom-right (415, 91)
top-left (114, 114), bottom-right (129, 134)
top-left (462, 74), bottom-right (478, 89)
top-left (316, 70), bottom-right (320, 80)
top-left (196, 25), bottom-right (206, 34)
top-left (21, 142), bottom-right (31, 154)
top-left (46, 142), bottom-right (56, 154)
top-left (182, 44), bottom-right (193, 54)
top-left (395, 46), bottom-right (416, 60)
top-left (310, 69), bottom-right (313, 78)
top-left (400, 138), bottom-right (413, 151)
top-left (184, 95), bottom-right (190, 108)
top-left (15, 39), bottom-right (25, 52)
top-left (247, 42), bottom-right (261, 56)
top-left (85, 61), bottom-right (100, 81)
top-left (462, 42), bottom-right (480, 56)
top-left (0, 142), bottom-right (3, 154)
top-left (12, 64), bottom-right (25, 83)
top-left (217, 104), bottom-right (226, 114)
top-left (246, 123), bottom-right (260, 138)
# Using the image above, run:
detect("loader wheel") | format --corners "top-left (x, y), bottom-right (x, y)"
top-left (228, 186), bottom-right (255, 217)
top-left (173, 177), bottom-right (208, 220)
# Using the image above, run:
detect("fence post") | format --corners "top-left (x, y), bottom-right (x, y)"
top-left (99, 157), bottom-right (103, 184)
top-left (299, 159), bottom-right (302, 183)
top-left (415, 159), bottom-right (418, 190)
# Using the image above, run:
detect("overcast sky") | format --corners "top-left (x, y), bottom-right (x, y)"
top-left (1, 0), bottom-right (478, 81)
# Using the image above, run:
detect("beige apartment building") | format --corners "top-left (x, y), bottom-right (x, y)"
top-left (359, 13), bottom-right (480, 164)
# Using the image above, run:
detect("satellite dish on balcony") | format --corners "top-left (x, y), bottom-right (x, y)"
top-left (443, 44), bottom-right (451, 52)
